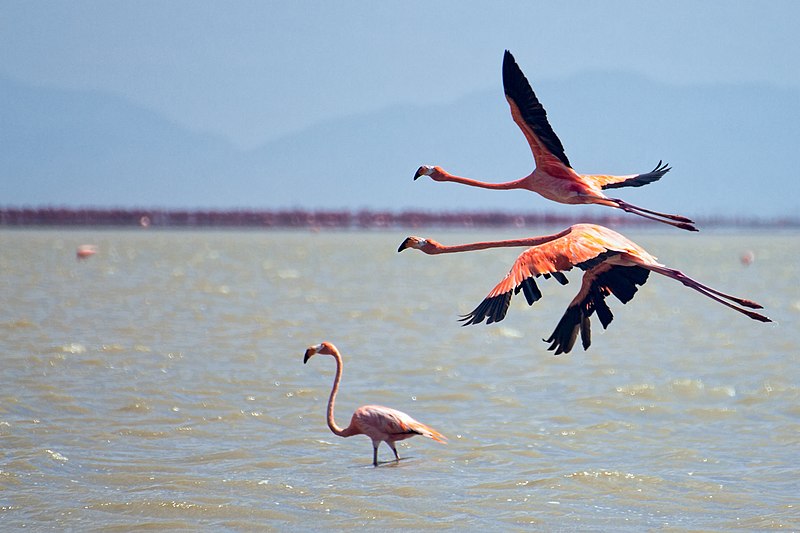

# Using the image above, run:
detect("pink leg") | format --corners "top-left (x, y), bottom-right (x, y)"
top-left (390, 443), bottom-right (400, 462)
top-left (648, 265), bottom-right (771, 322)
top-left (613, 199), bottom-right (699, 231)
top-left (614, 198), bottom-right (695, 223)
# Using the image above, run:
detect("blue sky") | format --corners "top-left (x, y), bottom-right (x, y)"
top-left (2, 1), bottom-right (798, 150)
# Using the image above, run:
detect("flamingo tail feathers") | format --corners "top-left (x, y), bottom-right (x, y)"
top-left (406, 423), bottom-right (447, 443)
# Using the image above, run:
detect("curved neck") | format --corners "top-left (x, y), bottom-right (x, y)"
top-left (425, 229), bottom-right (569, 255)
top-left (325, 349), bottom-right (352, 437)
top-left (437, 169), bottom-right (527, 190)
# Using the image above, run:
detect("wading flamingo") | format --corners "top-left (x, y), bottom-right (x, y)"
top-left (414, 50), bottom-right (698, 232)
top-left (304, 342), bottom-right (446, 466)
top-left (398, 224), bottom-right (771, 354)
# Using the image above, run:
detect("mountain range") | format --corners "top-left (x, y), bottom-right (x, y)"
top-left (2, 72), bottom-right (797, 218)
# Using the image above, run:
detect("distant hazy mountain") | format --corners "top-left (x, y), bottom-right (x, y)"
top-left (2, 72), bottom-right (797, 217)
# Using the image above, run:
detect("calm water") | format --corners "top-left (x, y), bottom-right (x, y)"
top-left (1, 228), bottom-right (798, 531)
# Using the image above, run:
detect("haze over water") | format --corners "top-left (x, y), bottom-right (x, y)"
top-left (1, 228), bottom-right (797, 530)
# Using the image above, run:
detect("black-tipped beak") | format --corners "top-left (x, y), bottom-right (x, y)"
top-left (397, 238), bottom-right (412, 253)
top-left (303, 349), bottom-right (314, 364)
top-left (413, 166), bottom-right (425, 181)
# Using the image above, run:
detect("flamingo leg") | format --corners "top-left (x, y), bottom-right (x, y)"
top-left (373, 445), bottom-right (379, 467)
top-left (648, 266), bottom-right (772, 322)
top-left (670, 268), bottom-right (764, 308)
top-left (612, 199), bottom-right (699, 231)
top-left (390, 443), bottom-right (400, 462)
top-left (690, 285), bottom-right (771, 321)
top-left (613, 198), bottom-right (695, 223)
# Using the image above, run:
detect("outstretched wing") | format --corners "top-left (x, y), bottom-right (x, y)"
top-left (544, 264), bottom-right (651, 355)
top-left (460, 225), bottom-right (623, 326)
top-left (502, 50), bottom-right (572, 172)
top-left (589, 161), bottom-right (672, 190)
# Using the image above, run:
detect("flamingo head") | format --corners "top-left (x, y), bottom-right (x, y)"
top-left (304, 341), bottom-right (337, 363)
top-left (397, 235), bottom-right (431, 253)
top-left (413, 165), bottom-right (436, 180)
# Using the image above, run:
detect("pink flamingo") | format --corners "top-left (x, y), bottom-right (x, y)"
top-left (398, 224), bottom-right (771, 354)
top-left (76, 244), bottom-right (97, 260)
top-left (414, 50), bottom-right (698, 232)
top-left (304, 342), bottom-right (446, 466)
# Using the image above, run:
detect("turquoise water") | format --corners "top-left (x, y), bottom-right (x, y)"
top-left (0, 228), bottom-right (797, 530)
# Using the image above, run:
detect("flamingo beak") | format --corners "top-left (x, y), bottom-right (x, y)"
top-left (413, 166), bottom-right (425, 181)
top-left (304, 344), bottom-right (323, 363)
top-left (397, 238), bottom-right (412, 252)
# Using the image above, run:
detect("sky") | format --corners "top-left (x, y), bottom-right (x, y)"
top-left (2, 1), bottom-right (799, 151)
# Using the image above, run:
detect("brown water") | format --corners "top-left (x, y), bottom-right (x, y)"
top-left (1, 228), bottom-right (798, 530)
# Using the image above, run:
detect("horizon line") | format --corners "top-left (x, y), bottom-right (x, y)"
top-left (1, 207), bottom-right (797, 230)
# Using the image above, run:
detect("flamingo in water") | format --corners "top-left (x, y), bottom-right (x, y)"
top-left (304, 342), bottom-right (446, 466)
top-left (414, 50), bottom-right (698, 232)
top-left (398, 224), bottom-right (771, 354)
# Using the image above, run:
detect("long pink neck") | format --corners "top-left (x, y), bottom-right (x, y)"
top-left (436, 169), bottom-right (527, 190)
top-left (325, 349), bottom-right (354, 437)
top-left (424, 229), bottom-right (569, 255)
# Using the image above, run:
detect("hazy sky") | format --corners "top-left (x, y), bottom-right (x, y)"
top-left (2, 1), bottom-right (798, 150)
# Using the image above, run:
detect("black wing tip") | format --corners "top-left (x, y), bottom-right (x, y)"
top-left (500, 49), bottom-right (572, 169)
top-left (602, 160), bottom-right (672, 190)
top-left (541, 271), bottom-right (570, 285)
top-left (502, 50), bottom-right (521, 85)
top-left (516, 276), bottom-right (543, 306)
top-left (543, 305), bottom-right (584, 355)
top-left (459, 293), bottom-right (512, 326)
top-left (602, 266), bottom-right (650, 305)
top-left (646, 160), bottom-right (672, 180)
top-left (649, 160), bottom-right (671, 174)
top-left (458, 314), bottom-right (480, 326)
top-left (553, 271), bottom-right (569, 285)
top-left (543, 267), bottom-right (648, 354)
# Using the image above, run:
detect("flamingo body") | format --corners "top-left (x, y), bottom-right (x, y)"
top-left (304, 342), bottom-right (446, 466)
top-left (414, 50), bottom-right (697, 231)
top-left (398, 224), bottom-right (771, 354)
top-left (348, 404), bottom-right (441, 449)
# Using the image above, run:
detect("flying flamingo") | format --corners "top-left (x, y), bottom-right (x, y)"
top-left (414, 50), bottom-right (698, 232)
top-left (303, 342), bottom-right (446, 466)
top-left (398, 224), bottom-right (771, 354)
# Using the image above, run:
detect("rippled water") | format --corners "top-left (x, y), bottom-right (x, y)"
top-left (1, 228), bottom-right (798, 530)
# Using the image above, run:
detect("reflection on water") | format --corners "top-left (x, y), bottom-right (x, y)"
top-left (0, 228), bottom-right (798, 530)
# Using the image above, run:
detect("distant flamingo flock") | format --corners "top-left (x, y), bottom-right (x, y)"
top-left (304, 50), bottom-right (771, 466)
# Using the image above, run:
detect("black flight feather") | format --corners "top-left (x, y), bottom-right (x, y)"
top-left (502, 50), bottom-right (571, 168)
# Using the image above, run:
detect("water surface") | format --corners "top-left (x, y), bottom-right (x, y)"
top-left (0, 228), bottom-right (798, 530)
